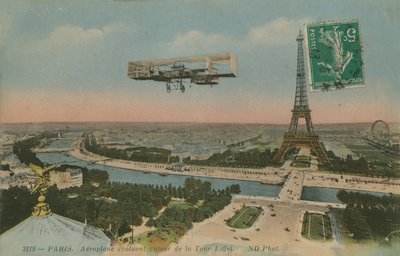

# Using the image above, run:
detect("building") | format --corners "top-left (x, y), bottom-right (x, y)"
top-left (50, 169), bottom-right (83, 189)
top-left (0, 169), bottom-right (83, 190)
top-left (0, 172), bottom-right (35, 190)
top-left (0, 197), bottom-right (110, 256)
top-left (0, 164), bottom-right (110, 256)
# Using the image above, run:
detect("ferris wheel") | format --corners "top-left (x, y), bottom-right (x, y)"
top-left (371, 120), bottom-right (390, 141)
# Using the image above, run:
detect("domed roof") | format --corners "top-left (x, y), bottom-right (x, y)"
top-left (0, 213), bottom-right (111, 256)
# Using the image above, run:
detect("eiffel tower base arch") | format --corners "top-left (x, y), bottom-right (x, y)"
top-left (274, 133), bottom-right (330, 166)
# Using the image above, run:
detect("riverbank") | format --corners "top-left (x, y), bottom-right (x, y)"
top-left (69, 139), bottom-right (400, 195)
top-left (69, 143), bottom-right (287, 185)
top-left (303, 172), bottom-right (400, 194)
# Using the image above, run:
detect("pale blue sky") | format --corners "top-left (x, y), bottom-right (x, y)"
top-left (0, 0), bottom-right (399, 123)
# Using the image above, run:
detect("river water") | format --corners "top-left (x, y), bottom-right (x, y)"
top-left (37, 152), bottom-right (281, 197)
top-left (45, 139), bottom-right (74, 148)
top-left (301, 187), bottom-right (390, 203)
top-left (37, 139), bottom-right (390, 202)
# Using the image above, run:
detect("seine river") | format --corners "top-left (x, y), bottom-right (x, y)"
top-left (45, 139), bottom-right (74, 148)
top-left (36, 139), bottom-right (389, 202)
top-left (37, 152), bottom-right (282, 197)
top-left (301, 187), bottom-right (390, 204)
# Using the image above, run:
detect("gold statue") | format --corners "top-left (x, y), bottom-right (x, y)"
top-left (29, 163), bottom-right (58, 195)
top-left (29, 163), bottom-right (59, 217)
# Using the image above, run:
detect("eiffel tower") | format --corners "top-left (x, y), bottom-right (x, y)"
top-left (273, 30), bottom-right (330, 166)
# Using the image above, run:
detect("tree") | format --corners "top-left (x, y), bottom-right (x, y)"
top-left (229, 184), bottom-right (241, 194)
top-left (187, 193), bottom-right (200, 205)
top-left (0, 186), bottom-right (35, 234)
top-left (146, 218), bottom-right (156, 227)
top-left (343, 206), bottom-right (371, 240)
top-left (118, 221), bottom-right (132, 236)
top-left (86, 199), bottom-right (98, 223)
top-left (170, 221), bottom-right (188, 236)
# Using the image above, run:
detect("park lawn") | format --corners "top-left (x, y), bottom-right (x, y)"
top-left (253, 140), bottom-right (270, 146)
top-left (227, 206), bottom-right (263, 229)
top-left (136, 228), bottom-right (179, 250)
top-left (126, 150), bottom-right (133, 158)
top-left (295, 156), bottom-right (311, 161)
top-left (302, 212), bottom-right (333, 241)
top-left (344, 143), bottom-right (374, 150)
top-left (291, 161), bottom-right (310, 168)
top-left (356, 150), bottom-right (394, 163)
top-left (343, 143), bottom-right (395, 163)
top-left (309, 214), bottom-right (325, 240)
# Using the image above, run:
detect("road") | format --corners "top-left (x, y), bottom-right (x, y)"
top-left (278, 170), bottom-right (304, 201)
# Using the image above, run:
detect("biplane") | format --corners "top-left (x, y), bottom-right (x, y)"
top-left (128, 53), bottom-right (237, 93)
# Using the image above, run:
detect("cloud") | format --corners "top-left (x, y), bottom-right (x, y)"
top-left (36, 23), bottom-right (135, 53)
top-left (159, 17), bottom-right (313, 56)
top-left (171, 30), bottom-right (230, 48)
top-left (159, 30), bottom-right (239, 56)
top-left (103, 23), bottom-right (135, 35)
top-left (5, 22), bottom-right (136, 86)
top-left (47, 25), bottom-right (103, 46)
top-left (249, 17), bottom-right (313, 46)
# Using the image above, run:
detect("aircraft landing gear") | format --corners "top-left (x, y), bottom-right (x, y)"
top-left (165, 79), bottom-right (185, 93)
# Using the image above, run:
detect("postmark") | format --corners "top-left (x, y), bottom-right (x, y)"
top-left (304, 19), bottom-right (366, 92)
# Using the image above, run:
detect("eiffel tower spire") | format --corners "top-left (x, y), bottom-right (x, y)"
top-left (288, 29), bottom-right (314, 134)
top-left (274, 30), bottom-right (330, 166)
top-left (294, 30), bottom-right (309, 111)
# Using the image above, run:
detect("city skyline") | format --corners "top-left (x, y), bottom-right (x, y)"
top-left (0, 0), bottom-right (399, 124)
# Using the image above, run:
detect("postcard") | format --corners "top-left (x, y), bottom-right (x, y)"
top-left (0, 1), bottom-right (399, 256)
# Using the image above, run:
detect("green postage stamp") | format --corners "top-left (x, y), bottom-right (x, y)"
top-left (305, 20), bottom-right (366, 91)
